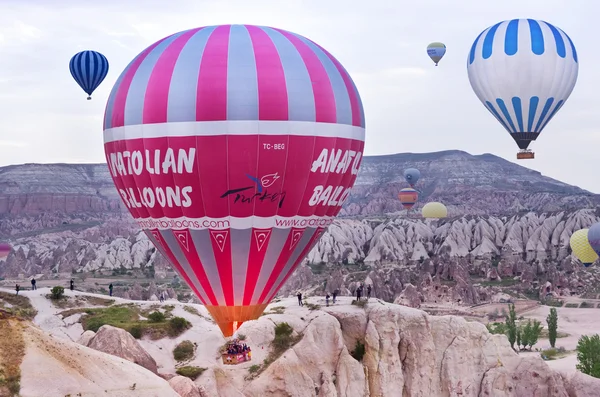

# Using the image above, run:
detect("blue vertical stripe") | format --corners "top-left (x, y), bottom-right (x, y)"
top-left (511, 97), bottom-right (524, 132)
top-left (565, 32), bottom-right (578, 63)
top-left (539, 100), bottom-right (564, 131)
top-left (225, 25), bottom-right (259, 120)
top-left (288, 31), bottom-right (353, 125)
top-left (166, 27), bottom-right (216, 123)
top-left (527, 96), bottom-right (540, 132)
top-left (485, 101), bottom-right (510, 131)
top-left (258, 27), bottom-right (315, 122)
top-left (543, 22), bottom-right (565, 58)
top-left (496, 98), bottom-right (517, 132)
top-left (124, 32), bottom-right (188, 126)
top-left (534, 98), bottom-right (555, 131)
top-left (527, 19), bottom-right (545, 55)
top-left (504, 19), bottom-right (520, 56)
top-left (469, 30), bottom-right (485, 65)
top-left (482, 22), bottom-right (502, 59)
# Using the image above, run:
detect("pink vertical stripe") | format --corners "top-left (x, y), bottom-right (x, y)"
top-left (275, 29), bottom-right (336, 123)
top-left (246, 26), bottom-right (288, 121)
top-left (150, 230), bottom-right (207, 305)
top-left (110, 36), bottom-right (172, 128)
top-left (143, 28), bottom-right (203, 124)
top-left (257, 229), bottom-right (303, 304)
top-left (196, 25), bottom-right (230, 121)
top-left (311, 41), bottom-right (362, 127)
top-left (266, 228), bottom-right (325, 303)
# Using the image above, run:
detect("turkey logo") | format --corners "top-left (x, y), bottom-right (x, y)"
top-left (220, 172), bottom-right (286, 208)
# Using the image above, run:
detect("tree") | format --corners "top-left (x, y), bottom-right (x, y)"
top-left (519, 320), bottom-right (543, 350)
top-left (547, 308), bottom-right (558, 348)
top-left (505, 303), bottom-right (517, 350)
top-left (576, 334), bottom-right (600, 378)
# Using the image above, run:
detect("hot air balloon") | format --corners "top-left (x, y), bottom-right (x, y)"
top-left (569, 229), bottom-right (598, 267)
top-left (422, 202), bottom-right (447, 219)
top-left (403, 168), bottom-right (420, 187)
top-left (398, 188), bottom-right (419, 210)
top-left (427, 42), bottom-right (446, 66)
top-left (103, 24), bottom-right (365, 337)
top-left (0, 242), bottom-right (10, 261)
top-left (586, 223), bottom-right (600, 260)
top-left (467, 19), bottom-right (578, 160)
top-left (69, 50), bottom-right (109, 100)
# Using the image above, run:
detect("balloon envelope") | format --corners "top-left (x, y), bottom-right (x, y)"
top-left (586, 223), bottom-right (600, 259)
top-left (422, 202), bottom-right (447, 218)
top-left (467, 19), bottom-right (578, 151)
top-left (103, 24), bottom-right (366, 337)
top-left (403, 168), bottom-right (420, 187)
top-left (398, 188), bottom-right (418, 210)
top-left (427, 42), bottom-right (446, 65)
top-left (69, 50), bottom-right (109, 99)
top-left (570, 229), bottom-right (598, 267)
top-left (0, 242), bottom-right (10, 260)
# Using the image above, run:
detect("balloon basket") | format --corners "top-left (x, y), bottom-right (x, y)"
top-left (517, 150), bottom-right (534, 160)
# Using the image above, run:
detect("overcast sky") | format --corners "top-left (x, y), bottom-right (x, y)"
top-left (0, 1), bottom-right (598, 192)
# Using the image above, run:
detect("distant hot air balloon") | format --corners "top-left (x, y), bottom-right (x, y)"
top-left (467, 19), bottom-right (579, 160)
top-left (103, 24), bottom-right (366, 337)
top-left (427, 42), bottom-right (446, 66)
top-left (69, 50), bottom-right (109, 100)
top-left (570, 229), bottom-right (598, 267)
top-left (586, 223), bottom-right (600, 262)
top-left (0, 242), bottom-right (10, 260)
top-left (403, 168), bottom-right (420, 187)
top-left (398, 188), bottom-right (419, 210)
top-left (422, 202), bottom-right (447, 219)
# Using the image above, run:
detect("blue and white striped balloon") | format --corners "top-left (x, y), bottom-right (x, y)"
top-left (467, 19), bottom-right (578, 152)
top-left (69, 50), bottom-right (109, 100)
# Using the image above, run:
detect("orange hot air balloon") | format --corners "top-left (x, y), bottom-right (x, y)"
top-left (102, 25), bottom-right (366, 337)
top-left (398, 188), bottom-right (419, 210)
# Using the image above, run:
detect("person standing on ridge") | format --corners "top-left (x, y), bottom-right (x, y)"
top-left (332, 289), bottom-right (338, 304)
top-left (297, 292), bottom-right (303, 306)
top-left (69, 279), bottom-right (74, 291)
top-left (15, 284), bottom-right (20, 295)
top-left (367, 285), bottom-right (372, 299)
top-left (108, 283), bottom-right (113, 297)
top-left (326, 293), bottom-right (330, 307)
top-left (31, 278), bottom-right (36, 291)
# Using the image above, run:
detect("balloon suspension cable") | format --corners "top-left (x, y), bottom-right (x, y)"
top-left (87, 96), bottom-right (92, 100)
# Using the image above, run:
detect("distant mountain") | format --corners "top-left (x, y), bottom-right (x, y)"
top-left (0, 150), bottom-right (596, 220)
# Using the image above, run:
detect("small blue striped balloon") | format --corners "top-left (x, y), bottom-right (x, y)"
top-left (69, 50), bottom-right (109, 100)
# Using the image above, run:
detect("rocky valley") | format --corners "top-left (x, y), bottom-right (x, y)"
top-left (1, 150), bottom-right (600, 307)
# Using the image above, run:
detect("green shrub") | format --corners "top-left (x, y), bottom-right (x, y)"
top-left (351, 299), bottom-right (367, 308)
top-left (173, 340), bottom-right (195, 361)
top-left (175, 366), bottom-right (206, 380)
top-left (168, 317), bottom-right (191, 337)
top-left (129, 324), bottom-right (143, 339)
top-left (50, 286), bottom-right (65, 300)
top-left (351, 340), bottom-right (366, 361)
top-left (147, 311), bottom-right (166, 323)
top-left (248, 364), bottom-right (261, 374)
top-left (565, 303), bottom-right (579, 308)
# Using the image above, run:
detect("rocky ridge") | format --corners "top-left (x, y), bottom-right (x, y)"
top-left (3, 288), bottom-right (600, 397)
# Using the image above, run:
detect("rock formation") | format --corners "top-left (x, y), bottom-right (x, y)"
top-left (87, 324), bottom-right (158, 374)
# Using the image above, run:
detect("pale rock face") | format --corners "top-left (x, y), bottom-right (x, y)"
top-left (77, 329), bottom-right (96, 346)
top-left (168, 375), bottom-right (208, 397)
top-left (19, 323), bottom-right (179, 397)
top-left (560, 371), bottom-right (600, 397)
top-left (87, 324), bottom-right (158, 374)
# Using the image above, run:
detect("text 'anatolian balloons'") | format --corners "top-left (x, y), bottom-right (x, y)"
top-left (103, 24), bottom-right (366, 337)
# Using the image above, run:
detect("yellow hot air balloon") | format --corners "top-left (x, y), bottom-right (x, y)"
top-left (570, 229), bottom-right (598, 267)
top-left (422, 202), bottom-right (447, 219)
